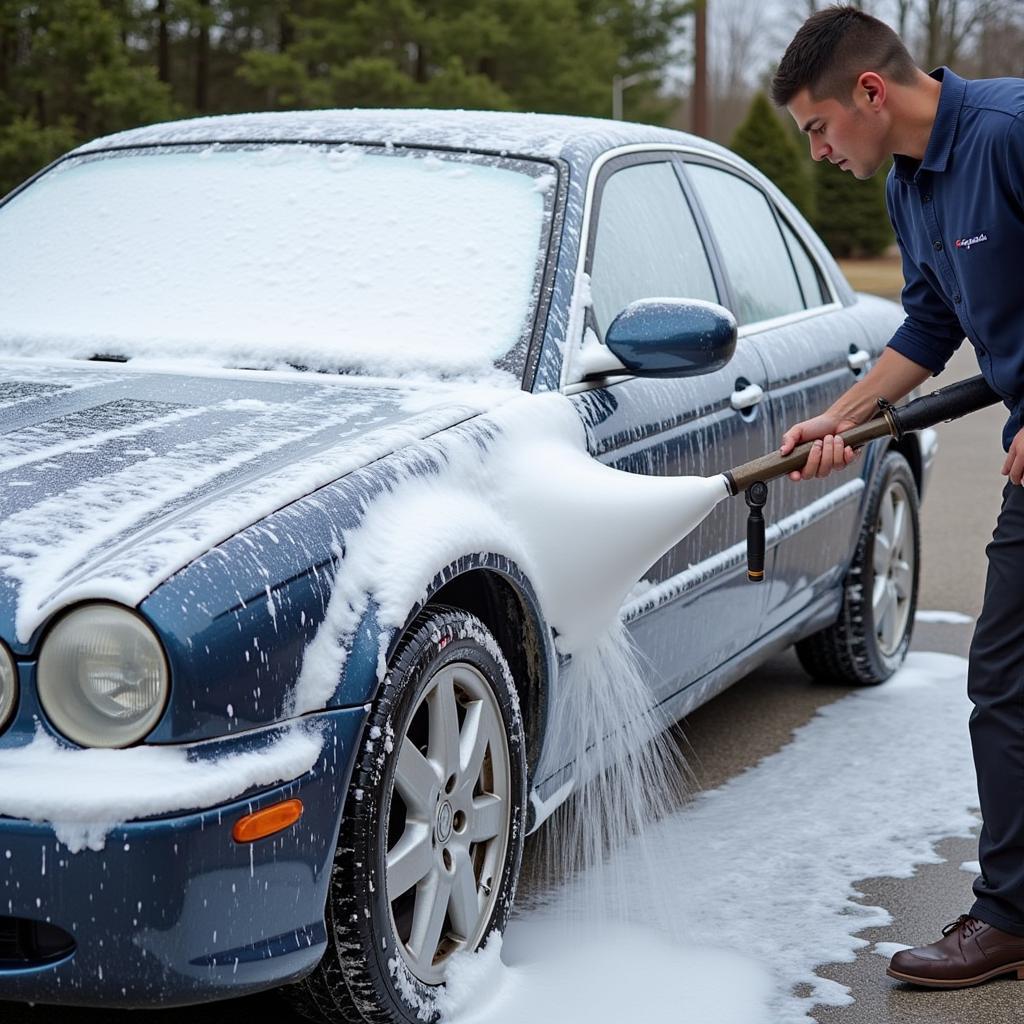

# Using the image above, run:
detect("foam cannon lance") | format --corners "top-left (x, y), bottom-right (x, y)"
top-left (723, 374), bottom-right (1001, 582)
top-left (594, 298), bottom-right (1002, 589)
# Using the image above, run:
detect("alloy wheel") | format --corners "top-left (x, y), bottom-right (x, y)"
top-left (386, 661), bottom-right (512, 984)
top-left (872, 478), bottom-right (915, 656)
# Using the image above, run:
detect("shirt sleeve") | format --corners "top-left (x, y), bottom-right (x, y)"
top-left (883, 175), bottom-right (965, 374)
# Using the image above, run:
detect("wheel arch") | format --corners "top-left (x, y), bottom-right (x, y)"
top-left (389, 554), bottom-right (557, 783)
top-left (888, 433), bottom-right (923, 494)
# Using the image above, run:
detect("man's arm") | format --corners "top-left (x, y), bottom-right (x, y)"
top-left (778, 347), bottom-right (932, 481)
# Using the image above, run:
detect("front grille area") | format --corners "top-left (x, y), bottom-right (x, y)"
top-left (0, 916), bottom-right (75, 968)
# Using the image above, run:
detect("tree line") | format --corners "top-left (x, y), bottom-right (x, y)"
top-left (3, 1), bottom-right (1017, 257)
top-left (0, 0), bottom-right (690, 195)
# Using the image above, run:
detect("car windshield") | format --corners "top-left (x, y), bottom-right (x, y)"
top-left (0, 143), bottom-right (557, 384)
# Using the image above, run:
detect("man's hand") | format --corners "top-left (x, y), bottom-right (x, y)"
top-left (1002, 425), bottom-right (1024, 485)
top-left (779, 413), bottom-right (861, 482)
top-left (778, 348), bottom-right (932, 483)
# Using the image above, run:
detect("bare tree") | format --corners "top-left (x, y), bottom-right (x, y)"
top-left (891, 0), bottom-right (1012, 69)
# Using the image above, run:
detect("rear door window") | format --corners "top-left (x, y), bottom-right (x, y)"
top-left (685, 163), bottom-right (805, 325)
top-left (780, 217), bottom-right (830, 308)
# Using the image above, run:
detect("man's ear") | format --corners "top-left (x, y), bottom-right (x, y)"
top-left (857, 71), bottom-right (886, 110)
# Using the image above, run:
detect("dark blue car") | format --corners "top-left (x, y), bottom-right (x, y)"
top-left (0, 110), bottom-right (931, 1023)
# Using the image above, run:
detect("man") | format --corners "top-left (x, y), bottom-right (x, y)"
top-left (772, 6), bottom-right (1024, 989)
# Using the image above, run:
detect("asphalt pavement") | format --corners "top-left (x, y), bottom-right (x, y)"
top-left (679, 342), bottom-right (1013, 1023)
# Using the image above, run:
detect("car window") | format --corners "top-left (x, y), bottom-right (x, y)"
top-left (0, 145), bottom-right (556, 385)
top-left (686, 163), bottom-right (805, 326)
top-left (589, 161), bottom-right (718, 337)
top-left (780, 217), bottom-right (830, 308)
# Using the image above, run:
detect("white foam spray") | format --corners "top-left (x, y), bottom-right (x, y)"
top-left (525, 619), bottom-right (694, 934)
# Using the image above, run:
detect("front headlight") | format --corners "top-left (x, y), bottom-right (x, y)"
top-left (37, 604), bottom-right (169, 748)
top-left (0, 641), bottom-right (16, 732)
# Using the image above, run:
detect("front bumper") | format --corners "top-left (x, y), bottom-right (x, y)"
top-left (0, 706), bottom-right (366, 1008)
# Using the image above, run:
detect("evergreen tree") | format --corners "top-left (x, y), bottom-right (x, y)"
top-left (812, 157), bottom-right (893, 258)
top-left (0, 0), bottom-right (694, 193)
top-left (0, 0), bottom-right (175, 195)
top-left (730, 91), bottom-right (813, 219)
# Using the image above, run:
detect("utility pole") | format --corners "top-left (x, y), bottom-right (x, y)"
top-left (692, 0), bottom-right (708, 137)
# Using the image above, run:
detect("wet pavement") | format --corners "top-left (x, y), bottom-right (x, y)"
top-left (681, 343), bottom-right (1014, 1023)
top-left (5, 352), bottom-right (1012, 1024)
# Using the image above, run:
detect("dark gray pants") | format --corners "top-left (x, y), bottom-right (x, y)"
top-left (969, 481), bottom-right (1024, 935)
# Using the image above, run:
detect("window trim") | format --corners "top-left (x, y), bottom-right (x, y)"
top-left (583, 153), bottom-right (723, 341)
top-left (562, 145), bottom-right (729, 389)
top-left (559, 143), bottom-right (843, 391)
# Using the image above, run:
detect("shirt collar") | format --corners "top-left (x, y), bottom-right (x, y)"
top-left (893, 67), bottom-right (967, 182)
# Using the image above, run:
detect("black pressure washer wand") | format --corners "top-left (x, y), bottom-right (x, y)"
top-left (721, 374), bottom-right (1001, 582)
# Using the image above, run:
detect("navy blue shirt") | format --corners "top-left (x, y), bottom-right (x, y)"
top-left (886, 68), bottom-right (1024, 449)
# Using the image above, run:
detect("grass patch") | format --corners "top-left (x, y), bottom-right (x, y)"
top-left (837, 255), bottom-right (904, 300)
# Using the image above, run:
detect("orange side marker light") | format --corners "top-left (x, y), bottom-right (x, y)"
top-left (232, 799), bottom-right (303, 843)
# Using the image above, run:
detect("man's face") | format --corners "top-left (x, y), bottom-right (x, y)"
top-left (787, 86), bottom-right (888, 179)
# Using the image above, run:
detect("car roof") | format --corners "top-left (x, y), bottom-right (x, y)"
top-left (74, 108), bottom-right (740, 172)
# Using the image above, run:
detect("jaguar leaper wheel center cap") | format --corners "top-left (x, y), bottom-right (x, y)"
top-left (436, 800), bottom-right (454, 843)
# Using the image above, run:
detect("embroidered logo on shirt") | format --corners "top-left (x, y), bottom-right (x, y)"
top-left (955, 233), bottom-right (988, 250)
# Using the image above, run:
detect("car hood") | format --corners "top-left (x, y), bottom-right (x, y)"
top-left (0, 360), bottom-right (506, 648)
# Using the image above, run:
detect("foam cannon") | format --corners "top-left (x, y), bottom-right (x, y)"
top-left (723, 374), bottom-right (1001, 582)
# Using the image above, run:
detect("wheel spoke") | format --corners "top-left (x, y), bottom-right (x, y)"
top-left (873, 577), bottom-right (893, 627)
top-left (873, 529), bottom-right (891, 576)
top-left (387, 823), bottom-right (433, 899)
top-left (468, 794), bottom-right (504, 843)
top-left (395, 737), bottom-right (438, 816)
top-left (460, 698), bottom-right (500, 788)
top-left (872, 574), bottom-right (888, 617)
top-left (428, 669), bottom-right (461, 778)
top-left (408, 869), bottom-right (451, 969)
top-left (891, 499), bottom-right (907, 559)
top-left (892, 559), bottom-right (913, 600)
top-left (447, 846), bottom-right (481, 939)
top-left (878, 582), bottom-right (898, 650)
top-left (878, 490), bottom-right (895, 547)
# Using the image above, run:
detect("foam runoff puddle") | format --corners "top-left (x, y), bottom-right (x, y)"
top-left (871, 942), bottom-right (913, 959)
top-left (915, 609), bottom-right (973, 624)
top-left (440, 652), bottom-right (977, 1024)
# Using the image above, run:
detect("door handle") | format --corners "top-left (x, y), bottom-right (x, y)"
top-left (730, 382), bottom-right (764, 411)
top-left (848, 348), bottom-right (871, 371)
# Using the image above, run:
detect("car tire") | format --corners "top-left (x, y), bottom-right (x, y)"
top-left (795, 451), bottom-right (920, 686)
top-left (288, 605), bottom-right (527, 1024)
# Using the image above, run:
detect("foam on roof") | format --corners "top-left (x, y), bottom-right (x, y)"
top-left (75, 107), bottom-right (733, 166)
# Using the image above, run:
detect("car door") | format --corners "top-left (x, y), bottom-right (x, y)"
top-left (683, 159), bottom-right (866, 635)
top-left (563, 154), bottom-right (774, 701)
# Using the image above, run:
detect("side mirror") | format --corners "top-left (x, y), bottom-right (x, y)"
top-left (597, 298), bottom-right (737, 379)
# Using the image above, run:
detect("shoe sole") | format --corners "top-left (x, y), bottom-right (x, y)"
top-left (886, 962), bottom-right (1024, 988)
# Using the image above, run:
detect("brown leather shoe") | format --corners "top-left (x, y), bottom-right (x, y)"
top-left (887, 915), bottom-right (1024, 988)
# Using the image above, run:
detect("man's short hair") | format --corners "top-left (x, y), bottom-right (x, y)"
top-left (771, 5), bottom-right (918, 108)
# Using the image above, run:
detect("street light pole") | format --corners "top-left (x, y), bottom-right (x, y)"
top-left (612, 71), bottom-right (656, 121)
